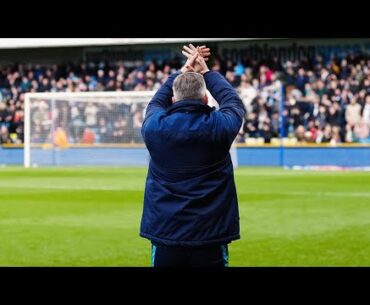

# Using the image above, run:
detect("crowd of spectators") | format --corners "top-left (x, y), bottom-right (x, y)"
top-left (1, 50), bottom-right (370, 145)
top-left (234, 53), bottom-right (370, 144)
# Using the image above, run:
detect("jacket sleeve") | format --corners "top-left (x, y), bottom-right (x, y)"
top-left (142, 71), bottom-right (180, 142)
top-left (144, 71), bottom-right (180, 120)
top-left (204, 71), bottom-right (246, 141)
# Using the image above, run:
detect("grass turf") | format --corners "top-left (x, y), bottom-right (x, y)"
top-left (0, 166), bottom-right (369, 266)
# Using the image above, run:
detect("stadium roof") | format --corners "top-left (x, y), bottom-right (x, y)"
top-left (0, 38), bottom-right (275, 49)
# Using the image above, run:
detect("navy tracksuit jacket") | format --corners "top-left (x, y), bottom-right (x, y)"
top-left (140, 70), bottom-right (246, 247)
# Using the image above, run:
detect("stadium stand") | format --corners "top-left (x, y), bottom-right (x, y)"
top-left (1, 50), bottom-right (370, 145)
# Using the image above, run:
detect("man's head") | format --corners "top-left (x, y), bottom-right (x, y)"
top-left (172, 72), bottom-right (208, 104)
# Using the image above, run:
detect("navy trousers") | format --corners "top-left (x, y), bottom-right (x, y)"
top-left (151, 243), bottom-right (229, 267)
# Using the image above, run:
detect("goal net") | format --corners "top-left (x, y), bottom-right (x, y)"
top-left (24, 91), bottom-right (238, 167)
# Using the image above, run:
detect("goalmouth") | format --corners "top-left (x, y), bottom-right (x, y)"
top-left (24, 91), bottom-right (238, 168)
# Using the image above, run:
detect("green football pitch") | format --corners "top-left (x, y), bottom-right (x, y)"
top-left (0, 166), bottom-right (369, 266)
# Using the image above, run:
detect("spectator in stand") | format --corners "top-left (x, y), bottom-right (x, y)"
top-left (318, 124), bottom-right (333, 143)
top-left (238, 79), bottom-right (257, 113)
top-left (295, 125), bottom-right (306, 142)
top-left (327, 104), bottom-right (341, 127)
top-left (82, 128), bottom-right (95, 144)
top-left (84, 102), bottom-right (98, 128)
top-left (346, 97), bottom-right (362, 129)
top-left (244, 112), bottom-right (258, 138)
top-left (363, 95), bottom-right (370, 128)
top-left (260, 122), bottom-right (272, 143)
top-left (296, 68), bottom-right (308, 94)
top-left (331, 126), bottom-right (342, 144)
top-left (0, 124), bottom-right (10, 144)
top-left (307, 120), bottom-right (318, 142)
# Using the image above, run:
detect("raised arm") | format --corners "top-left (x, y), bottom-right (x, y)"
top-left (181, 45), bottom-right (246, 143)
top-left (144, 72), bottom-right (180, 120)
top-left (204, 71), bottom-right (246, 133)
top-left (182, 44), bottom-right (245, 132)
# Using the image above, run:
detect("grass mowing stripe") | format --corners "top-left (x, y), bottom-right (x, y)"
top-left (0, 166), bottom-right (369, 266)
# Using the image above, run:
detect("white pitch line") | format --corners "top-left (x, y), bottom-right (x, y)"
top-left (0, 184), bottom-right (137, 191)
top-left (239, 191), bottom-right (370, 198)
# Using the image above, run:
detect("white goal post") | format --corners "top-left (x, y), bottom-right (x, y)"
top-left (24, 90), bottom-right (238, 167)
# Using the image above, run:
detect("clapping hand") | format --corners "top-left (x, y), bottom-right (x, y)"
top-left (180, 44), bottom-right (211, 75)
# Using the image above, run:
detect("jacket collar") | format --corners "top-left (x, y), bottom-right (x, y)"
top-left (166, 99), bottom-right (215, 115)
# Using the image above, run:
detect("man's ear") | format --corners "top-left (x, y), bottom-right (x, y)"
top-left (172, 96), bottom-right (176, 104)
top-left (202, 94), bottom-right (208, 105)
